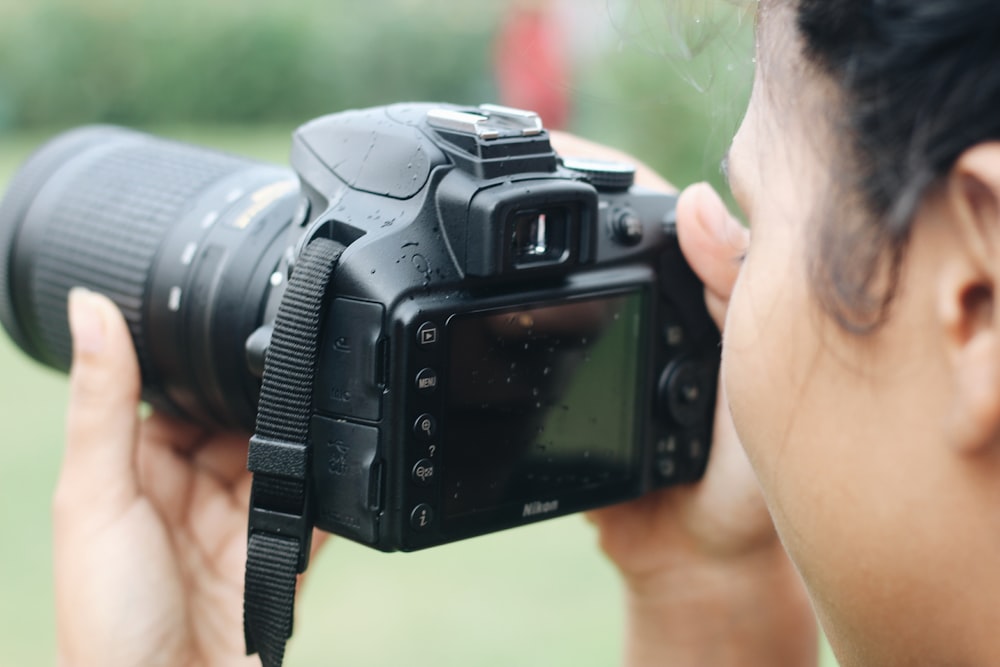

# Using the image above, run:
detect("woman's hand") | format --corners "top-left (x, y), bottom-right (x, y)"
top-left (54, 288), bottom-right (316, 667)
top-left (588, 182), bottom-right (765, 575)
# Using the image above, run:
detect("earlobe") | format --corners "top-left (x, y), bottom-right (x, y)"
top-left (945, 323), bottom-right (1000, 454)
top-left (941, 145), bottom-right (1000, 453)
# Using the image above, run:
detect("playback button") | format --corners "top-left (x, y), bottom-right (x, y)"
top-left (416, 322), bottom-right (439, 347)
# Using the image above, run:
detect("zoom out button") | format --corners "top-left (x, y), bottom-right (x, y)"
top-left (412, 458), bottom-right (436, 486)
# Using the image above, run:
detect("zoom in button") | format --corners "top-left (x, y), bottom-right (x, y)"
top-left (413, 413), bottom-right (436, 440)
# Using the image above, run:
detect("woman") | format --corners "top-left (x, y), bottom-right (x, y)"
top-left (55, 1), bottom-right (1000, 665)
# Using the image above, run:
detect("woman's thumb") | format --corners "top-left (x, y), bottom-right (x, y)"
top-left (56, 288), bottom-right (142, 516)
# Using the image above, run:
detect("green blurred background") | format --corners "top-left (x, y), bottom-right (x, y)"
top-left (0, 0), bottom-right (838, 665)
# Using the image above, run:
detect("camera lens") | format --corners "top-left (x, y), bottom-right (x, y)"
top-left (510, 206), bottom-right (570, 267)
top-left (0, 127), bottom-right (300, 428)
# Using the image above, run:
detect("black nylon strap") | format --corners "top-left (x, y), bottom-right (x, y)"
top-left (245, 533), bottom-right (299, 664)
top-left (244, 238), bottom-right (344, 667)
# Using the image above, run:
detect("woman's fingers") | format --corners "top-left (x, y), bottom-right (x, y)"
top-left (676, 183), bottom-right (749, 329)
top-left (548, 130), bottom-right (677, 192)
top-left (57, 288), bottom-right (143, 517)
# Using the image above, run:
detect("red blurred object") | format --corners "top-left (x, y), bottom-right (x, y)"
top-left (493, 0), bottom-right (571, 130)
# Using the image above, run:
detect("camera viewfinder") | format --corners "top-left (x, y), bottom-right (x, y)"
top-left (510, 207), bottom-right (570, 268)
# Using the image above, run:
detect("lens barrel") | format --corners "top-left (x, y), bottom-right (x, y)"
top-left (0, 127), bottom-right (300, 428)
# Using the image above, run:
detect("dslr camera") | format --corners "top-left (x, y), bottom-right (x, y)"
top-left (0, 103), bottom-right (718, 553)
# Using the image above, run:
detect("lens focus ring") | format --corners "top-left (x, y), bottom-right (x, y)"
top-left (1, 127), bottom-right (254, 377)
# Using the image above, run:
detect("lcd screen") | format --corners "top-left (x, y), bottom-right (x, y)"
top-left (443, 292), bottom-right (644, 519)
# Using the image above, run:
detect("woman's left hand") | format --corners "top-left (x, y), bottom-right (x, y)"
top-left (54, 289), bottom-right (324, 667)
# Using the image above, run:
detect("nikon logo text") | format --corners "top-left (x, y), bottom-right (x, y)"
top-left (522, 500), bottom-right (559, 517)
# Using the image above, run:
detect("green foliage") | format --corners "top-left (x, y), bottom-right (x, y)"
top-left (0, 0), bottom-right (757, 191)
top-left (0, 0), bottom-right (500, 129)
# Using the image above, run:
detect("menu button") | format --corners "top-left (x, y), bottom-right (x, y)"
top-left (415, 368), bottom-right (438, 392)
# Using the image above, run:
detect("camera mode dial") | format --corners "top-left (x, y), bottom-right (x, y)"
top-left (560, 157), bottom-right (636, 192)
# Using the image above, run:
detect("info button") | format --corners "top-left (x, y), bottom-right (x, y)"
top-left (410, 504), bottom-right (434, 531)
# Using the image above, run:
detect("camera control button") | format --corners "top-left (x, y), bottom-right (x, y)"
top-left (411, 459), bottom-right (436, 486)
top-left (686, 434), bottom-right (706, 461)
top-left (413, 414), bottom-right (437, 441)
top-left (416, 322), bottom-right (439, 347)
top-left (656, 435), bottom-right (679, 455)
top-left (410, 504), bottom-right (434, 531)
top-left (610, 207), bottom-right (643, 246)
top-left (658, 361), bottom-right (711, 427)
top-left (415, 368), bottom-right (438, 393)
top-left (657, 457), bottom-right (678, 479)
top-left (663, 323), bottom-right (685, 348)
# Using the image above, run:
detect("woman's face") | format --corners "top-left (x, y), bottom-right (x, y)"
top-left (722, 3), bottom-right (1000, 663)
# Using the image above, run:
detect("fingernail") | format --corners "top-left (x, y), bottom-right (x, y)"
top-left (68, 288), bottom-right (106, 356)
top-left (695, 183), bottom-right (729, 240)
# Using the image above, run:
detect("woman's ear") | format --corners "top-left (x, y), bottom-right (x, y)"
top-left (940, 144), bottom-right (1000, 454)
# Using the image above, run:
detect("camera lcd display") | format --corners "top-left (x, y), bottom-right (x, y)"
top-left (444, 292), bottom-right (644, 520)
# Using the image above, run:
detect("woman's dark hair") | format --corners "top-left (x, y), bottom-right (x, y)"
top-left (793, 0), bottom-right (1000, 332)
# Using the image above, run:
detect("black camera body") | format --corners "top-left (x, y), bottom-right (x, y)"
top-left (0, 103), bottom-right (719, 554)
top-left (269, 103), bottom-right (720, 550)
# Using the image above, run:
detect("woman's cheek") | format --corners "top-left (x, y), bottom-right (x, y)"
top-left (719, 241), bottom-right (806, 490)
top-left (721, 298), bottom-right (758, 475)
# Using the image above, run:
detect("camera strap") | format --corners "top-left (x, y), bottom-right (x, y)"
top-left (244, 237), bottom-right (345, 667)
